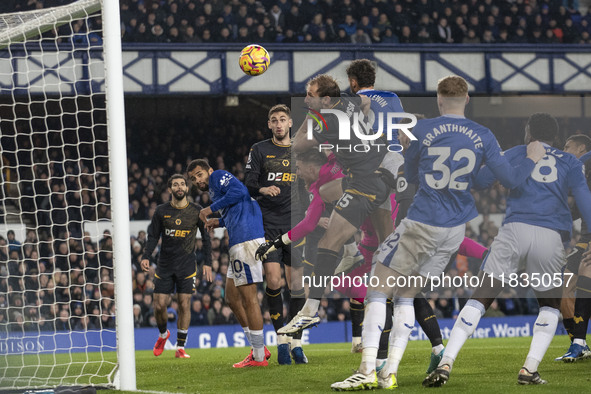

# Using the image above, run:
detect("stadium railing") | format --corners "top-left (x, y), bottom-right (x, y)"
top-left (1, 43), bottom-right (590, 96)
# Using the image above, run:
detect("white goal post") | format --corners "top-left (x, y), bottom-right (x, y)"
top-left (0, 0), bottom-right (135, 391)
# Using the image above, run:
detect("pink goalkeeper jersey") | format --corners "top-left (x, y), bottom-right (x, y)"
top-left (288, 154), bottom-right (344, 242)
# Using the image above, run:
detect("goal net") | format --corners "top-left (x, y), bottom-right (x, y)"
top-left (0, 0), bottom-right (134, 390)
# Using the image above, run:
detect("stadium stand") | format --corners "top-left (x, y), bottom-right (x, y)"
top-left (4, 0), bottom-right (591, 45)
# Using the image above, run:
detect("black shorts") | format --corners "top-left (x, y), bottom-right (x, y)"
top-left (566, 236), bottom-right (590, 273)
top-left (394, 178), bottom-right (416, 227)
top-left (154, 268), bottom-right (197, 294)
top-left (336, 173), bottom-right (389, 228)
top-left (264, 226), bottom-right (291, 266)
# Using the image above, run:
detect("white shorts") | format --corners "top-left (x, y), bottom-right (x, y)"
top-left (481, 222), bottom-right (565, 292)
top-left (227, 238), bottom-right (265, 286)
top-left (378, 218), bottom-right (465, 277)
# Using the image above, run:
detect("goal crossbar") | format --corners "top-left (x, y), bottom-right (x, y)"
top-left (0, 0), bottom-right (101, 49)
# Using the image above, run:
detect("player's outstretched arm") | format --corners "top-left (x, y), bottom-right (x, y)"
top-left (141, 208), bottom-right (162, 270)
top-left (473, 165), bottom-right (495, 190)
top-left (209, 173), bottom-right (247, 212)
top-left (289, 190), bottom-right (325, 242)
top-left (255, 233), bottom-right (291, 261)
top-left (487, 142), bottom-right (545, 189)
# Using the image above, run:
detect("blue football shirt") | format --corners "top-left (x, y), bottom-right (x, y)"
top-left (405, 115), bottom-right (536, 227)
top-left (357, 88), bottom-right (404, 146)
top-left (209, 170), bottom-right (265, 247)
top-left (475, 145), bottom-right (591, 241)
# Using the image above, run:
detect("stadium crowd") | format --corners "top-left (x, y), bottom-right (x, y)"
top-left (3, 0), bottom-right (591, 45)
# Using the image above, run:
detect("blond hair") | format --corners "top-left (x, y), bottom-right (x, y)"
top-left (437, 75), bottom-right (468, 97)
top-left (307, 74), bottom-right (340, 98)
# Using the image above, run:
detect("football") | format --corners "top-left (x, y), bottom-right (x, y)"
top-left (239, 44), bottom-right (270, 76)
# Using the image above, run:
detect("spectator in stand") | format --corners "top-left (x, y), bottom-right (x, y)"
top-left (351, 27), bottom-right (371, 44)
top-left (399, 25), bottom-right (413, 44)
top-left (369, 27), bottom-right (381, 44)
top-left (305, 13), bottom-right (325, 40)
top-left (436, 18), bottom-right (454, 43)
top-left (338, 14), bottom-right (357, 37)
top-left (381, 27), bottom-right (398, 44)
top-left (463, 28), bottom-right (480, 43)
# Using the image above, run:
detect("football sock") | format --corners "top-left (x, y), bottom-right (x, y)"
top-left (359, 298), bottom-right (387, 374)
top-left (573, 276), bottom-right (591, 341)
top-left (350, 301), bottom-right (365, 338)
top-left (441, 299), bottom-right (485, 367)
top-left (414, 296), bottom-right (443, 348)
top-left (242, 326), bottom-right (252, 345)
top-left (523, 306), bottom-right (559, 372)
top-left (250, 329), bottom-right (265, 362)
top-left (383, 298), bottom-right (414, 376)
top-left (458, 237), bottom-right (488, 259)
top-left (301, 298), bottom-right (321, 317)
top-left (289, 291), bottom-right (306, 340)
top-left (158, 322), bottom-right (167, 337)
top-left (362, 299), bottom-right (386, 349)
top-left (360, 347), bottom-right (378, 375)
top-left (292, 338), bottom-right (302, 348)
top-left (563, 317), bottom-right (574, 342)
top-left (266, 286), bottom-right (284, 332)
top-left (309, 248), bottom-right (339, 299)
top-left (176, 329), bottom-right (187, 348)
top-left (277, 334), bottom-right (289, 345)
top-left (343, 239), bottom-right (357, 258)
top-left (377, 298), bottom-right (393, 360)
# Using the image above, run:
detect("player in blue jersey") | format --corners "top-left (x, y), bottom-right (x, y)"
top-left (347, 59), bottom-right (405, 240)
top-left (332, 76), bottom-right (546, 391)
top-left (424, 114), bottom-right (591, 387)
top-left (187, 159), bottom-right (270, 368)
top-left (346, 59), bottom-right (448, 374)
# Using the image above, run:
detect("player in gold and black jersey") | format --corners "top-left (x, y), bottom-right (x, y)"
top-left (557, 134), bottom-right (591, 361)
top-left (244, 104), bottom-right (307, 364)
top-left (141, 174), bottom-right (212, 359)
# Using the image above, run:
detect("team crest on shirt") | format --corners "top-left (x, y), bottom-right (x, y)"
top-left (175, 219), bottom-right (182, 225)
top-left (282, 159), bottom-right (290, 166)
top-left (220, 174), bottom-right (232, 186)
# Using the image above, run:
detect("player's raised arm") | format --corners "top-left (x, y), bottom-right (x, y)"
top-left (209, 172), bottom-right (249, 212)
top-left (140, 208), bottom-right (162, 271)
top-left (484, 138), bottom-right (545, 189)
top-left (474, 146), bottom-right (522, 190)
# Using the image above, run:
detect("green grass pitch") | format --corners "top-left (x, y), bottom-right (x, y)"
top-left (4, 335), bottom-right (590, 393)
top-left (98, 335), bottom-right (591, 393)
